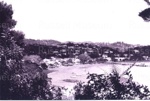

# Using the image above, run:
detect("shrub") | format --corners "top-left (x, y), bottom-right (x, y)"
top-left (74, 69), bottom-right (150, 100)
top-left (78, 53), bottom-right (91, 64)
top-left (23, 55), bottom-right (42, 65)
top-left (40, 62), bottom-right (48, 69)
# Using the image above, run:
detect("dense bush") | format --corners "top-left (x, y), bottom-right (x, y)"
top-left (74, 69), bottom-right (150, 100)
top-left (23, 55), bottom-right (42, 65)
top-left (9, 64), bottom-right (63, 100)
top-left (78, 53), bottom-right (91, 64)
top-left (0, 1), bottom-right (63, 100)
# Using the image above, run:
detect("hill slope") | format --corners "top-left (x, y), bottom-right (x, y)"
top-left (24, 39), bottom-right (61, 46)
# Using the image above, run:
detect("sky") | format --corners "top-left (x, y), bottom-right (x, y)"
top-left (3, 0), bottom-right (150, 45)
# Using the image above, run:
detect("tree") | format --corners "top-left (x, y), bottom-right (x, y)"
top-left (78, 52), bottom-right (91, 64)
top-left (139, 8), bottom-right (150, 21)
top-left (9, 30), bottom-right (25, 48)
top-left (139, 0), bottom-right (150, 21)
top-left (0, 1), bottom-right (22, 99)
top-left (0, 1), bottom-right (62, 100)
top-left (144, 0), bottom-right (150, 5)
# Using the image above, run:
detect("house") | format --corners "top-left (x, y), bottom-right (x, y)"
top-left (73, 58), bottom-right (81, 64)
top-left (51, 57), bottom-right (56, 61)
top-left (68, 46), bottom-right (74, 49)
top-left (62, 44), bottom-right (67, 47)
top-left (42, 59), bottom-right (55, 66)
top-left (129, 54), bottom-right (134, 57)
top-left (114, 54), bottom-right (120, 57)
top-left (134, 49), bottom-right (139, 53)
top-left (41, 58), bottom-right (60, 68)
top-left (115, 57), bottom-right (126, 62)
top-left (105, 57), bottom-right (111, 62)
top-left (101, 54), bottom-right (112, 61)
top-left (87, 48), bottom-right (93, 53)
top-left (57, 54), bottom-right (62, 57)
top-left (53, 51), bottom-right (59, 54)
top-left (75, 49), bottom-right (80, 52)
top-left (61, 49), bottom-right (67, 53)
top-left (104, 50), bottom-right (109, 54)
top-left (143, 56), bottom-right (149, 60)
top-left (102, 54), bottom-right (108, 58)
top-left (123, 54), bottom-right (128, 57)
top-left (75, 44), bottom-right (79, 47)
top-left (110, 51), bottom-right (113, 54)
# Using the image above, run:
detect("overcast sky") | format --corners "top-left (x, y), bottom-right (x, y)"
top-left (3, 0), bottom-right (150, 45)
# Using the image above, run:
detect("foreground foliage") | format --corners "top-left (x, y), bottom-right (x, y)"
top-left (74, 69), bottom-right (150, 100)
top-left (0, 1), bottom-right (62, 100)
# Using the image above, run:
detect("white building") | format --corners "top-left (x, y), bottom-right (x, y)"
top-left (102, 54), bottom-right (108, 58)
top-left (105, 57), bottom-right (111, 61)
top-left (115, 57), bottom-right (125, 61)
top-left (143, 56), bottom-right (149, 60)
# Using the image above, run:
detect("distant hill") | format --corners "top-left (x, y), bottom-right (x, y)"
top-left (108, 42), bottom-right (140, 52)
top-left (24, 39), bottom-right (141, 52)
top-left (93, 42), bottom-right (140, 52)
top-left (76, 41), bottom-right (140, 52)
top-left (24, 39), bottom-right (150, 60)
top-left (24, 39), bottom-right (61, 46)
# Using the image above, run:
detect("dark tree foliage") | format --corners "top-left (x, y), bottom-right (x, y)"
top-left (139, 8), bottom-right (150, 21)
top-left (66, 42), bottom-right (75, 46)
top-left (74, 70), bottom-right (150, 100)
top-left (9, 30), bottom-right (25, 48)
top-left (0, 1), bottom-right (62, 100)
top-left (139, 0), bottom-right (150, 21)
top-left (144, 0), bottom-right (150, 5)
top-left (0, 1), bottom-right (22, 99)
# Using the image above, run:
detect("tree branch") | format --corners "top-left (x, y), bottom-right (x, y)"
top-left (144, 0), bottom-right (150, 5)
top-left (120, 61), bottom-right (136, 77)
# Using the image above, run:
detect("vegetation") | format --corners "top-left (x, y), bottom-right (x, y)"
top-left (0, 1), bottom-right (62, 100)
top-left (78, 53), bottom-right (91, 64)
top-left (23, 38), bottom-right (150, 62)
top-left (74, 68), bottom-right (150, 100)
top-left (139, 0), bottom-right (150, 21)
top-left (0, 0), bottom-right (150, 100)
top-left (24, 39), bottom-right (61, 46)
top-left (23, 55), bottom-right (42, 65)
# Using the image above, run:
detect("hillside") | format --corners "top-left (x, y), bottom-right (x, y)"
top-left (107, 42), bottom-right (140, 52)
top-left (83, 41), bottom-right (140, 52)
top-left (24, 39), bottom-right (140, 51)
top-left (24, 39), bottom-right (61, 46)
top-left (23, 38), bottom-right (150, 62)
top-left (64, 41), bottom-right (139, 52)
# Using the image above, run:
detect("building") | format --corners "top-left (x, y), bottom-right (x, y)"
top-left (115, 57), bottom-right (126, 62)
